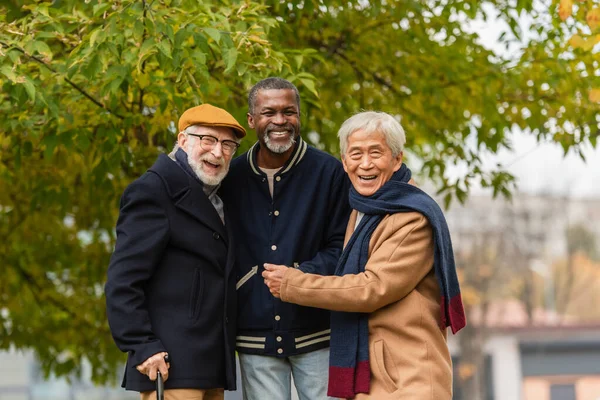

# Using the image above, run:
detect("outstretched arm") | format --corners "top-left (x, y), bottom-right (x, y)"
top-left (271, 213), bottom-right (434, 313)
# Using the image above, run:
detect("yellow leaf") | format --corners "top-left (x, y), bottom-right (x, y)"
top-left (247, 35), bottom-right (269, 45)
top-left (569, 34), bottom-right (600, 50)
top-left (587, 8), bottom-right (600, 31)
top-left (559, 0), bottom-right (573, 21)
top-left (137, 73), bottom-right (150, 89)
top-left (589, 88), bottom-right (600, 102)
top-left (569, 34), bottom-right (585, 48)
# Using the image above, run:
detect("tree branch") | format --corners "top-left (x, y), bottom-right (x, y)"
top-left (0, 41), bottom-right (124, 119)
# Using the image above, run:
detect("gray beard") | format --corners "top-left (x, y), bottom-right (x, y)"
top-left (263, 132), bottom-right (296, 154)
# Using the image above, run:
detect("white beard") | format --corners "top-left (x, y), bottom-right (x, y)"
top-left (188, 147), bottom-right (229, 186)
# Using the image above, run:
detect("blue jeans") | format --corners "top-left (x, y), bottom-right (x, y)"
top-left (238, 348), bottom-right (336, 400)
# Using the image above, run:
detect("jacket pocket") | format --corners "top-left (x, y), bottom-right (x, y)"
top-left (373, 339), bottom-right (399, 393)
top-left (188, 268), bottom-right (204, 320)
top-left (236, 265), bottom-right (258, 290)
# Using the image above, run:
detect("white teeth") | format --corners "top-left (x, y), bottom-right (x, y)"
top-left (359, 176), bottom-right (376, 180)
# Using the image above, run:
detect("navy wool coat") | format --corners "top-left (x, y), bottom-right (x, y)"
top-left (105, 154), bottom-right (237, 392)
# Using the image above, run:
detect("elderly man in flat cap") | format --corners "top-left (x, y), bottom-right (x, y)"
top-left (105, 104), bottom-right (246, 400)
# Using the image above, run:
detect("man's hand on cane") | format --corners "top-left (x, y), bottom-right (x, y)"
top-left (136, 352), bottom-right (170, 382)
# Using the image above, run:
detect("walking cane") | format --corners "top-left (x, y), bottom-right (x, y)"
top-left (156, 354), bottom-right (170, 400)
top-left (156, 371), bottom-right (164, 400)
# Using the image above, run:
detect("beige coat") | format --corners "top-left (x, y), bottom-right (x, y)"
top-left (280, 210), bottom-right (452, 399)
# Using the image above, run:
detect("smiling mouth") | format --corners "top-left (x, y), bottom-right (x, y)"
top-left (268, 130), bottom-right (291, 137)
top-left (359, 175), bottom-right (377, 181)
top-left (203, 160), bottom-right (222, 170)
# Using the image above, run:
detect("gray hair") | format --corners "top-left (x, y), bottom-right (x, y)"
top-left (248, 77), bottom-right (300, 114)
top-left (338, 111), bottom-right (406, 158)
top-left (169, 125), bottom-right (200, 159)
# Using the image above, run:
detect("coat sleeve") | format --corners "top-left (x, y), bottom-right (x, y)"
top-left (297, 167), bottom-right (351, 275)
top-left (280, 213), bottom-right (434, 313)
top-left (104, 176), bottom-right (170, 366)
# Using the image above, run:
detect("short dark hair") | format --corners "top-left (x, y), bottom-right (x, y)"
top-left (248, 77), bottom-right (301, 114)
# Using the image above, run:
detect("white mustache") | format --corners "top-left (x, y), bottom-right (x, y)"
top-left (199, 155), bottom-right (224, 166)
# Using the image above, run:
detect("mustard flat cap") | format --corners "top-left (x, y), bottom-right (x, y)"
top-left (178, 104), bottom-right (246, 138)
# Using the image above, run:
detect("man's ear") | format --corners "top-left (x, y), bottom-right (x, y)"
top-left (177, 131), bottom-right (188, 149)
top-left (393, 151), bottom-right (404, 172)
top-left (341, 154), bottom-right (348, 174)
top-left (247, 113), bottom-right (255, 129)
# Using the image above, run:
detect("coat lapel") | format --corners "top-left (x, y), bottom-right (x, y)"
top-left (149, 154), bottom-right (227, 241)
top-left (174, 185), bottom-right (227, 240)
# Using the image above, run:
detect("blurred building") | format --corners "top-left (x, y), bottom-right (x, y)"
top-left (445, 193), bottom-right (600, 400)
top-left (448, 301), bottom-right (600, 400)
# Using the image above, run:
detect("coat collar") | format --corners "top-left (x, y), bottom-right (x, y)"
top-left (149, 154), bottom-right (227, 240)
top-left (246, 137), bottom-right (308, 176)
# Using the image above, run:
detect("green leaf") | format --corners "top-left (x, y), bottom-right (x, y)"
top-left (156, 40), bottom-right (173, 59)
top-left (139, 38), bottom-right (156, 57)
top-left (0, 65), bottom-right (17, 82)
top-left (224, 47), bottom-right (237, 73)
top-left (236, 62), bottom-right (248, 76)
top-left (191, 49), bottom-right (207, 64)
top-left (294, 55), bottom-right (304, 68)
top-left (133, 20), bottom-right (145, 43)
top-left (174, 27), bottom-right (188, 49)
top-left (93, 3), bottom-right (111, 17)
top-left (23, 78), bottom-right (36, 101)
top-left (32, 41), bottom-right (53, 59)
top-left (83, 55), bottom-right (102, 79)
top-left (89, 29), bottom-right (105, 48)
top-left (300, 78), bottom-right (318, 98)
top-left (204, 28), bottom-right (221, 44)
top-left (137, 38), bottom-right (157, 71)
top-left (443, 193), bottom-right (452, 210)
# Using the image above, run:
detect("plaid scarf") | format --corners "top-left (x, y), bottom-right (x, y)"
top-left (327, 164), bottom-right (466, 398)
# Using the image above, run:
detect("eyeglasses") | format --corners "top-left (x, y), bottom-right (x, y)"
top-left (186, 134), bottom-right (240, 156)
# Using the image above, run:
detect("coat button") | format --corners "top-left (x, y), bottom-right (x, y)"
top-left (275, 176), bottom-right (281, 182)
top-left (276, 336), bottom-right (282, 342)
top-left (213, 232), bottom-right (220, 240)
top-left (277, 348), bottom-right (283, 354)
top-left (271, 245), bottom-right (277, 251)
top-left (274, 315), bottom-right (281, 321)
top-left (274, 210), bottom-right (280, 216)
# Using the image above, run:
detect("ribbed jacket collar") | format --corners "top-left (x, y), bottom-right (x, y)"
top-left (246, 137), bottom-right (308, 176)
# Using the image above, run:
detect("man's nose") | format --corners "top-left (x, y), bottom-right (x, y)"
top-left (272, 112), bottom-right (286, 125)
top-left (359, 155), bottom-right (373, 168)
top-left (211, 141), bottom-right (224, 158)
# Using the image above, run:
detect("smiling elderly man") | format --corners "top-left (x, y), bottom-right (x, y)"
top-left (105, 104), bottom-right (245, 400)
top-left (263, 111), bottom-right (466, 400)
top-left (219, 78), bottom-right (350, 400)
